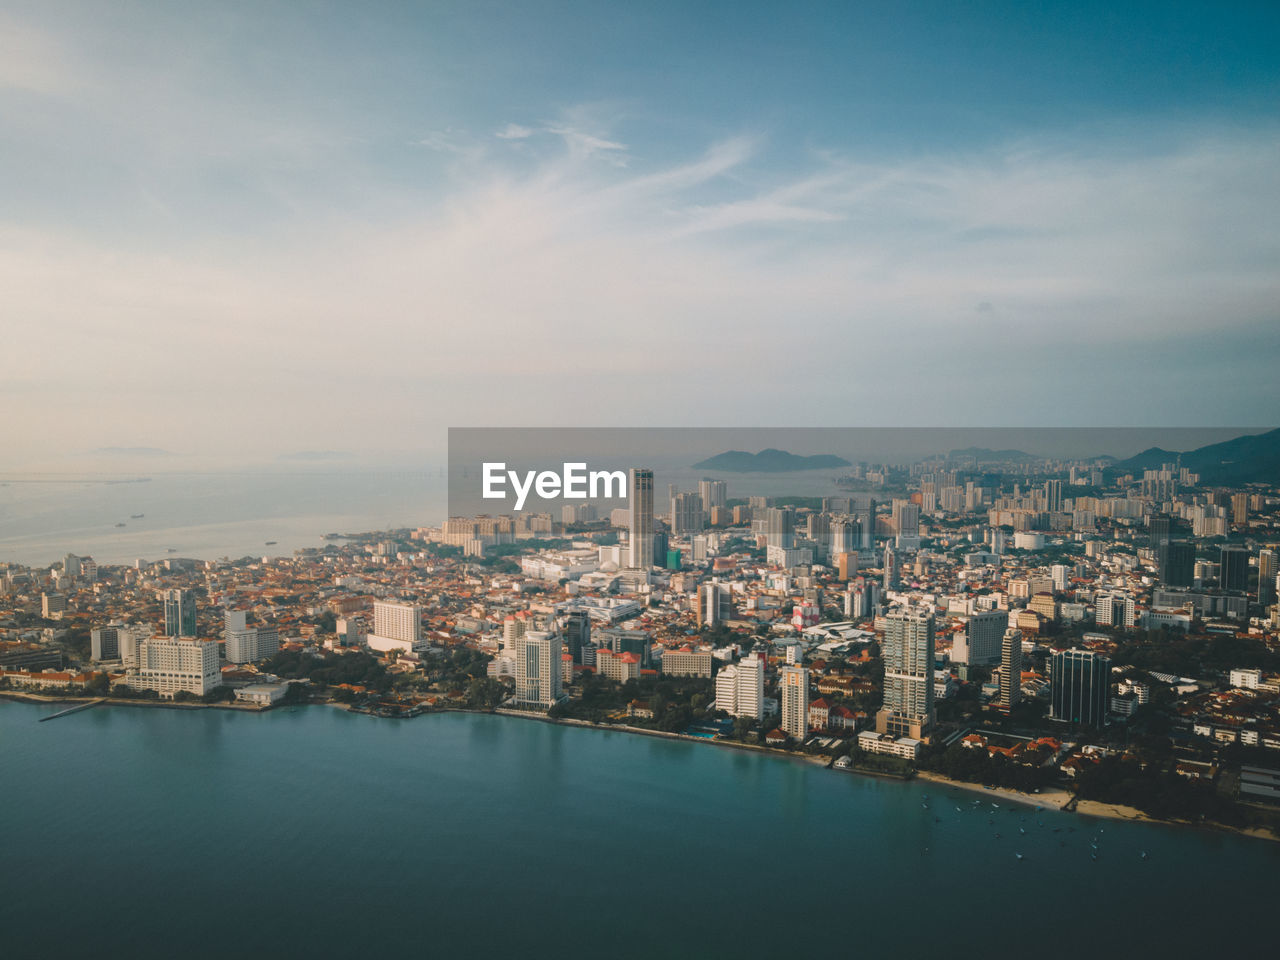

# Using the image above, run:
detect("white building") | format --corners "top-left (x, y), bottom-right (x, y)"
top-left (1095, 592), bottom-right (1136, 628)
top-left (514, 630), bottom-right (563, 708)
top-left (223, 610), bottom-right (280, 664)
top-left (715, 654), bottom-right (765, 721)
top-left (367, 601), bottom-right (425, 654)
top-left (124, 636), bottom-right (221, 698)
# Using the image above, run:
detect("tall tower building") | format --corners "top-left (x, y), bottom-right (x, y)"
top-left (876, 608), bottom-right (935, 739)
top-left (698, 479), bottom-right (727, 514)
top-left (882, 543), bottom-right (898, 592)
top-left (1045, 479), bottom-right (1063, 513)
top-left (1259, 549), bottom-right (1278, 607)
top-left (780, 663), bottom-right (809, 740)
top-left (628, 468), bottom-right (655, 569)
top-left (670, 492), bottom-right (705, 536)
top-left (367, 601), bottom-right (423, 653)
top-left (1220, 545), bottom-right (1249, 593)
top-left (563, 610), bottom-right (591, 664)
top-left (1149, 514), bottom-right (1172, 548)
top-left (764, 508), bottom-right (794, 549)
top-left (998, 628), bottom-right (1022, 713)
top-left (956, 609), bottom-right (1008, 665)
top-left (1050, 648), bottom-right (1110, 727)
top-left (1157, 540), bottom-right (1195, 587)
top-left (163, 589), bottom-right (197, 638)
top-left (514, 630), bottom-right (563, 708)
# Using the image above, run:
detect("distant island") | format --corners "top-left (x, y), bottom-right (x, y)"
top-left (692, 448), bottom-right (851, 473)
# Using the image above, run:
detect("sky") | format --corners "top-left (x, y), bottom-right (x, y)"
top-left (2, 1), bottom-right (1278, 469)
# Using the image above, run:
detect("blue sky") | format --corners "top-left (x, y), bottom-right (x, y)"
top-left (2, 1), bottom-right (1277, 466)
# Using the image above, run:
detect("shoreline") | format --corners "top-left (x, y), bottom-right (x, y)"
top-left (5, 692), bottom-right (1275, 842)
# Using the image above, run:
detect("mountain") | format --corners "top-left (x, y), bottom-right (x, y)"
top-left (1107, 428), bottom-right (1280, 484)
top-left (692, 448), bottom-right (852, 473)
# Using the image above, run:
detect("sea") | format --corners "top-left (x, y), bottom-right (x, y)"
top-left (1, 702), bottom-right (1275, 958)
top-left (0, 467), bottom-right (851, 567)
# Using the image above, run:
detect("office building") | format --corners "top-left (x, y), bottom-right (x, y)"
top-left (41, 592), bottom-right (67, 620)
top-left (883, 544), bottom-right (898, 591)
top-left (1220, 545), bottom-right (1249, 593)
top-left (1259, 549), bottom-right (1278, 607)
top-left (514, 630), bottom-right (563, 708)
top-left (564, 610), bottom-right (591, 664)
top-left (1157, 540), bottom-right (1196, 588)
top-left (628, 468), bottom-right (655, 568)
top-left (876, 608), bottom-right (935, 739)
top-left (1050, 648), bottom-right (1110, 727)
top-left (952, 609), bottom-right (1008, 665)
top-left (780, 663), bottom-right (809, 739)
top-left (163, 588), bottom-right (197, 637)
top-left (700, 581), bottom-right (732, 627)
top-left (1149, 514), bottom-right (1172, 548)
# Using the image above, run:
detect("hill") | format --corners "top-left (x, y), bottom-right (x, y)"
top-left (1107, 428), bottom-right (1280, 484)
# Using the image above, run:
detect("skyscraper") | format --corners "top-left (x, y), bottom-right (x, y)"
top-left (628, 468), bottom-right (654, 568)
top-left (882, 543), bottom-right (898, 592)
top-left (1050, 648), bottom-right (1110, 726)
top-left (670, 491), bottom-right (705, 536)
top-left (1044, 479), bottom-right (1063, 513)
top-left (780, 663), bottom-right (809, 740)
top-left (955, 609), bottom-right (1008, 665)
top-left (764, 507), bottom-right (794, 549)
top-left (999, 628), bottom-right (1022, 713)
top-left (698, 479), bottom-right (726, 514)
top-left (514, 630), bottom-right (563, 708)
top-left (163, 588), bottom-right (197, 637)
top-left (1259, 549), bottom-right (1278, 607)
top-left (564, 610), bottom-right (590, 664)
top-left (1220, 545), bottom-right (1249, 593)
top-left (1149, 513), bottom-right (1172, 548)
top-left (876, 608), bottom-right (935, 739)
top-left (1157, 540), bottom-right (1195, 587)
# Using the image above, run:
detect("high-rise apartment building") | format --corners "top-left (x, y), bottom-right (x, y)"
top-left (628, 468), bottom-right (655, 568)
top-left (999, 628), bottom-right (1022, 712)
top-left (780, 663), bottom-right (809, 739)
top-left (224, 609), bottom-right (280, 664)
top-left (876, 608), bottom-right (935, 739)
top-left (715, 654), bottom-right (764, 720)
top-left (670, 492), bottom-right (705, 536)
top-left (698, 479), bottom-right (727, 514)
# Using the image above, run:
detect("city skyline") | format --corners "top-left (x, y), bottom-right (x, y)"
top-left (3, 1), bottom-right (1278, 465)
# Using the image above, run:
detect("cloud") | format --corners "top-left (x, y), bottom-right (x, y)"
top-left (495, 123), bottom-right (533, 140)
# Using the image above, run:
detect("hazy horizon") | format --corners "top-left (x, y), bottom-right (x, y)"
top-left (4, 2), bottom-right (1278, 463)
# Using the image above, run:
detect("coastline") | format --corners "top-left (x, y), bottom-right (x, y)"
top-left (5, 692), bottom-right (1275, 843)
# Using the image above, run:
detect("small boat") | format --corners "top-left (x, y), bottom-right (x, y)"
top-left (265, 541), bottom-right (278, 546)
top-left (115, 522), bottom-right (126, 527)
top-left (131, 513), bottom-right (144, 519)
top-left (1019, 828), bottom-right (1026, 835)
top-left (1140, 851), bottom-right (1148, 860)
top-left (167, 548), bottom-right (176, 553)
top-left (1015, 853), bottom-right (1024, 861)
top-left (994, 833), bottom-right (1002, 839)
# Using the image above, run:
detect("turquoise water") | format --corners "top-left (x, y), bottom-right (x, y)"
top-left (1, 701), bottom-right (1275, 958)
